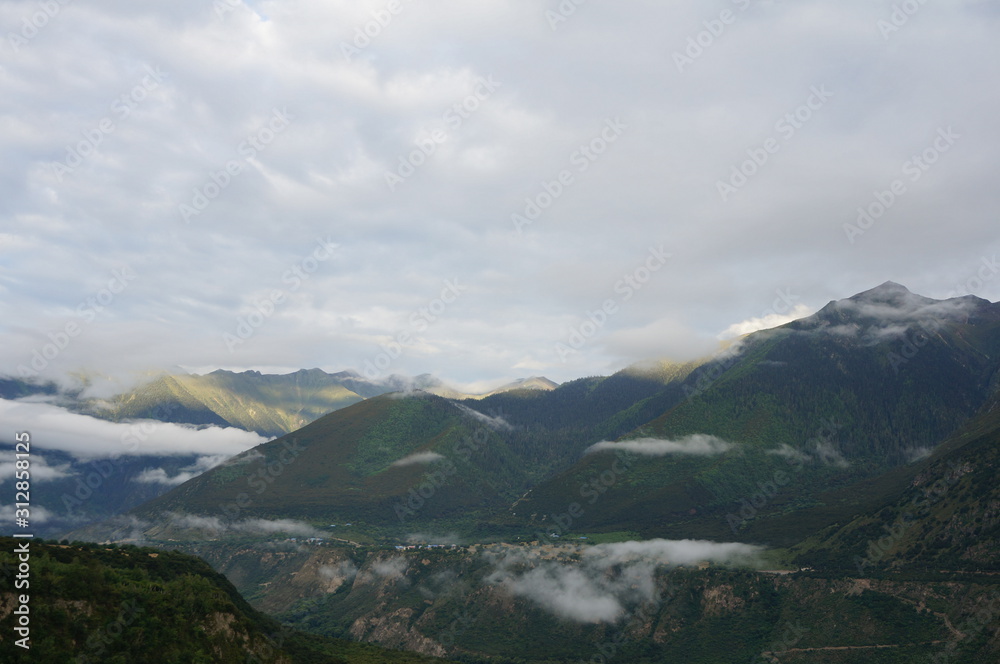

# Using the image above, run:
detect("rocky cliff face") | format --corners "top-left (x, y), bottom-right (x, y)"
top-left (162, 540), bottom-right (1000, 663)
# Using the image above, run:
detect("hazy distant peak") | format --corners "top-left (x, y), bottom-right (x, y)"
top-left (845, 281), bottom-right (933, 307)
top-left (503, 376), bottom-right (559, 391)
top-left (787, 282), bottom-right (996, 341)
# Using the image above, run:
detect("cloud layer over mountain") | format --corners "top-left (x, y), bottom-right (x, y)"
top-left (0, 398), bottom-right (267, 461)
top-left (486, 539), bottom-right (763, 623)
top-left (586, 435), bottom-right (733, 457)
top-left (1, 1), bottom-right (997, 386)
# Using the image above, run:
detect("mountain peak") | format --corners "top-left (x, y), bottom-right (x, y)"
top-left (847, 281), bottom-right (923, 305)
top-left (868, 280), bottom-right (910, 294)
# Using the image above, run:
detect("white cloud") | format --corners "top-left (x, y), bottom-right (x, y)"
top-left (390, 451), bottom-right (445, 467)
top-left (0, 503), bottom-right (56, 524)
top-left (319, 560), bottom-right (359, 582)
top-left (814, 441), bottom-right (850, 468)
top-left (405, 532), bottom-right (461, 545)
top-left (720, 304), bottom-right (814, 339)
top-left (906, 447), bottom-right (933, 463)
top-left (355, 555), bottom-right (410, 586)
top-left (486, 539), bottom-right (763, 623)
top-left (0, 456), bottom-right (72, 483)
top-left (586, 435), bottom-right (733, 457)
top-left (0, 399), bottom-right (268, 461)
top-left (766, 444), bottom-right (810, 463)
top-left (164, 513), bottom-right (325, 538)
top-left (0, 1), bottom-right (997, 387)
top-left (134, 454), bottom-right (230, 486)
top-left (451, 402), bottom-right (512, 431)
top-left (766, 441), bottom-right (849, 468)
top-left (371, 556), bottom-right (409, 580)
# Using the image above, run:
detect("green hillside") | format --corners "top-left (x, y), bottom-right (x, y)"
top-left (792, 390), bottom-right (1000, 574)
top-left (90, 369), bottom-right (368, 437)
top-left (0, 537), bottom-right (450, 663)
top-left (105, 393), bottom-right (533, 537)
top-left (47, 283), bottom-right (1000, 664)
top-left (74, 362), bottom-right (705, 543)
top-left (515, 283), bottom-right (1000, 545)
top-left (134, 539), bottom-right (998, 664)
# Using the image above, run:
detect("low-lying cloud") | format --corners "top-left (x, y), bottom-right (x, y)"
top-left (0, 504), bottom-right (55, 524)
top-left (372, 556), bottom-right (409, 580)
top-left (0, 398), bottom-right (268, 461)
top-left (486, 539), bottom-right (763, 623)
top-left (355, 555), bottom-right (410, 586)
top-left (319, 560), bottom-right (359, 583)
top-left (720, 304), bottom-right (814, 339)
top-left (134, 454), bottom-right (231, 486)
top-left (406, 532), bottom-right (461, 546)
top-left (835, 293), bottom-right (977, 325)
top-left (0, 455), bottom-right (72, 483)
top-left (586, 434), bottom-right (732, 457)
top-left (905, 446), bottom-right (934, 463)
top-left (164, 513), bottom-right (325, 538)
top-left (766, 441), bottom-right (850, 468)
top-left (798, 289), bottom-right (982, 344)
top-left (452, 402), bottom-right (513, 431)
top-left (391, 451), bottom-right (446, 467)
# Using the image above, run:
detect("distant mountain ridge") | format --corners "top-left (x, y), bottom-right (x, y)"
top-left (97, 368), bottom-right (560, 436)
top-left (0, 368), bottom-right (559, 539)
top-left (517, 281), bottom-right (1000, 544)
top-left (53, 281), bottom-right (1000, 664)
top-left (69, 283), bottom-right (1000, 546)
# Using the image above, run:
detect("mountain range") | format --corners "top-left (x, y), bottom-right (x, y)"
top-left (71, 282), bottom-right (1000, 546)
top-left (4, 281), bottom-right (1000, 662)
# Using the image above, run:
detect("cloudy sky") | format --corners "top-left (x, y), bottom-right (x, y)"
top-left (2, 0), bottom-right (998, 389)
